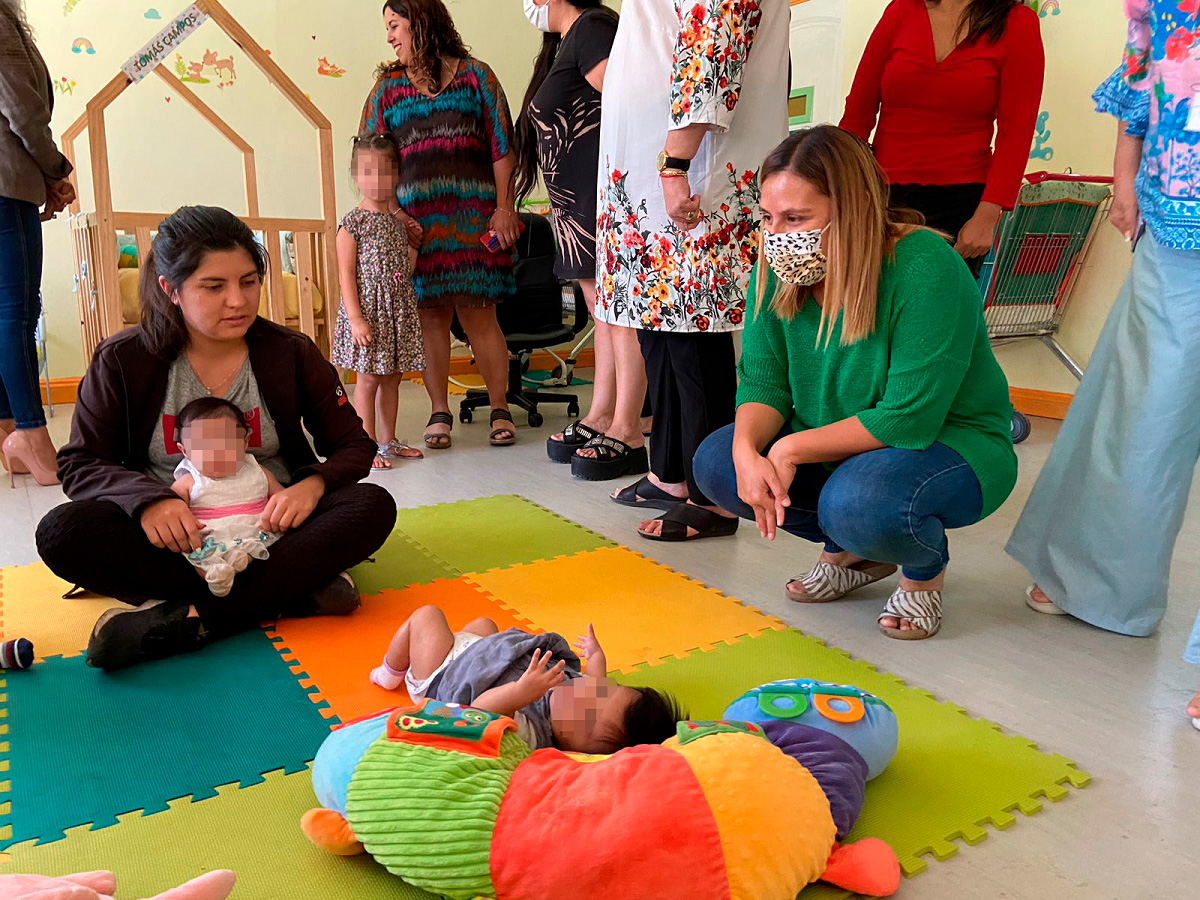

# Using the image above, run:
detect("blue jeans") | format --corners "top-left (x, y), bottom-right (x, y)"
top-left (0, 197), bottom-right (46, 429)
top-left (694, 424), bottom-right (983, 581)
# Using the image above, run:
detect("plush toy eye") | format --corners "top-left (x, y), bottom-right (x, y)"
top-left (756, 691), bottom-right (809, 719)
top-left (813, 693), bottom-right (865, 724)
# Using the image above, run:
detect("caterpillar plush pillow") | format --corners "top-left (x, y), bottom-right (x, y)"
top-left (304, 689), bottom-right (901, 900)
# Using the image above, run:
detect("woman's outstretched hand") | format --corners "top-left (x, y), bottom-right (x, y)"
top-left (260, 475), bottom-right (325, 533)
top-left (141, 497), bottom-right (204, 553)
top-left (735, 452), bottom-right (790, 540)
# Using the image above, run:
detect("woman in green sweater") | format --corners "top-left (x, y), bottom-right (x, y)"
top-left (693, 126), bottom-right (1016, 640)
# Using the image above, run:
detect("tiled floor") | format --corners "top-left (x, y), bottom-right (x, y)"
top-left (3, 381), bottom-right (1197, 899)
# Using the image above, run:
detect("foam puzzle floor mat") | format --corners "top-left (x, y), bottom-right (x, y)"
top-left (0, 494), bottom-right (1090, 899)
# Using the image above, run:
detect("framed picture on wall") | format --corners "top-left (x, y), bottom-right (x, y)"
top-left (789, 86), bottom-right (815, 131)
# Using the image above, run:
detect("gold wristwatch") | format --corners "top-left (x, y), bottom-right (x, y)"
top-left (657, 150), bottom-right (692, 178)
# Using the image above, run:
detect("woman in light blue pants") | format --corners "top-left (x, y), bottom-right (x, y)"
top-left (1005, 0), bottom-right (1200, 730)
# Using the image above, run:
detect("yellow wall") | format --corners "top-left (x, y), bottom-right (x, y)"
top-left (33, 0), bottom-right (1130, 391)
top-left (30, 0), bottom-right (548, 378)
top-left (843, 0), bottom-right (1131, 393)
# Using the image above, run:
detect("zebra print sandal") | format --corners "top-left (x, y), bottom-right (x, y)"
top-left (785, 561), bottom-right (897, 603)
top-left (877, 587), bottom-right (943, 640)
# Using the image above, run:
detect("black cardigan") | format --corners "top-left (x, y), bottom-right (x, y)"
top-left (58, 319), bottom-right (377, 518)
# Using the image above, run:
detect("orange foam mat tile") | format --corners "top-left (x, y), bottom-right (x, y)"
top-left (268, 577), bottom-right (540, 723)
top-left (0, 563), bottom-right (124, 662)
top-left (466, 547), bottom-right (786, 675)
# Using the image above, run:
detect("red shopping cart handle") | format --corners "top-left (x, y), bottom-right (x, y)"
top-left (1025, 171), bottom-right (1115, 185)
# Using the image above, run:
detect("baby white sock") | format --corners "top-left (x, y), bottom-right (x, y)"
top-left (370, 658), bottom-right (406, 691)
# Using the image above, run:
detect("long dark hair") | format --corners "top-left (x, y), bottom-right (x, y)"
top-left (513, 1), bottom-right (617, 206)
top-left (139, 206), bottom-right (267, 360)
top-left (928, 0), bottom-right (1021, 45)
top-left (379, 0), bottom-right (470, 88)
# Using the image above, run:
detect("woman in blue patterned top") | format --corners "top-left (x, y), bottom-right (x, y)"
top-left (1006, 0), bottom-right (1200, 730)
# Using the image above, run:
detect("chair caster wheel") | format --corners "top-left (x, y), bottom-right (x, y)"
top-left (528, 411), bottom-right (544, 428)
top-left (460, 409), bottom-right (473, 424)
top-left (567, 402), bottom-right (580, 418)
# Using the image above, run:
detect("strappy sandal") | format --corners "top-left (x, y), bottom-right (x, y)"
top-left (637, 503), bottom-right (739, 543)
top-left (610, 474), bottom-right (681, 509)
top-left (785, 561), bottom-right (897, 603)
top-left (386, 439), bottom-right (424, 460)
top-left (878, 587), bottom-right (943, 640)
top-left (547, 421), bottom-right (602, 464)
top-left (490, 409), bottom-right (517, 447)
top-left (572, 436), bottom-right (649, 481)
top-left (373, 447), bottom-right (394, 470)
top-left (424, 412), bottom-right (453, 450)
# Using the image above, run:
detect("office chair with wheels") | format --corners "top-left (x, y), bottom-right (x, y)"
top-left (456, 213), bottom-right (590, 428)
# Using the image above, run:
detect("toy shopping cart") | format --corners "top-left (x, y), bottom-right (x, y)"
top-left (976, 172), bottom-right (1113, 443)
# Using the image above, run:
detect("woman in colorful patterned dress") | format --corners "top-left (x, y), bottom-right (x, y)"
top-left (1005, 0), bottom-right (1200, 729)
top-left (361, 0), bottom-right (522, 448)
top-left (579, 0), bottom-right (789, 541)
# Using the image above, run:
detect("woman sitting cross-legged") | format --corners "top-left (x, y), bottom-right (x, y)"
top-left (693, 126), bottom-right (1017, 640)
top-left (35, 206), bottom-right (397, 670)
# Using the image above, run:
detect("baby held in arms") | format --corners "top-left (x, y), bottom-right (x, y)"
top-left (171, 398), bottom-right (282, 597)
top-left (371, 606), bottom-right (685, 752)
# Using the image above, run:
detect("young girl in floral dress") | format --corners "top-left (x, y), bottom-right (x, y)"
top-left (332, 133), bottom-right (425, 468)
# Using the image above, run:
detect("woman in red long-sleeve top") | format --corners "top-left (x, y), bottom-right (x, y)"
top-left (840, 0), bottom-right (1044, 270)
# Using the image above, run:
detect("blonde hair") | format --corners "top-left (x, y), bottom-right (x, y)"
top-left (756, 126), bottom-right (926, 346)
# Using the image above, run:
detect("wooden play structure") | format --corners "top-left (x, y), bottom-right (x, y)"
top-left (61, 0), bottom-right (339, 361)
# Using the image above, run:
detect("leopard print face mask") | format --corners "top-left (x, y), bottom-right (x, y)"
top-left (763, 225), bottom-right (830, 287)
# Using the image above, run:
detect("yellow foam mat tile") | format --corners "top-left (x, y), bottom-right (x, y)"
top-left (466, 547), bottom-right (786, 675)
top-left (0, 564), bottom-right (124, 662)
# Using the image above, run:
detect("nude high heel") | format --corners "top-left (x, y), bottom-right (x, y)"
top-left (0, 422), bottom-right (29, 475)
top-left (1, 430), bottom-right (59, 487)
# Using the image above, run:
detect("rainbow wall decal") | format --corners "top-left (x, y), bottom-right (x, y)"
top-left (1032, 0), bottom-right (1061, 17)
top-left (71, 38), bottom-right (96, 55)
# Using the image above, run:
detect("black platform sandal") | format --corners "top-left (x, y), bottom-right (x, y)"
top-left (571, 436), bottom-right (649, 481)
top-left (638, 503), bottom-right (740, 543)
top-left (490, 408), bottom-right (517, 446)
top-left (609, 474), bottom-right (681, 509)
top-left (424, 411), bottom-right (453, 450)
top-left (547, 421), bottom-right (602, 464)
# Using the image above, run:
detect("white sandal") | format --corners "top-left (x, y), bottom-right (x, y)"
top-left (878, 587), bottom-right (942, 640)
top-left (785, 561), bottom-right (897, 603)
top-left (1024, 584), bottom-right (1067, 616)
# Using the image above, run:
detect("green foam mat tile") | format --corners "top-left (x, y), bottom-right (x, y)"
top-left (616, 628), bottom-right (1090, 897)
top-left (350, 529), bottom-right (459, 595)
top-left (393, 494), bottom-right (615, 574)
top-left (3, 767), bottom-right (438, 899)
top-left (2, 631), bottom-right (334, 850)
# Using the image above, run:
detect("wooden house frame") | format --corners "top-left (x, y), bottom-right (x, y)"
top-left (60, 0), bottom-right (339, 361)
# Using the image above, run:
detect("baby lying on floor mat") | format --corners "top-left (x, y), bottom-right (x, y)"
top-left (370, 606), bottom-right (683, 752)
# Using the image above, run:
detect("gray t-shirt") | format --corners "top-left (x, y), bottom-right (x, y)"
top-left (145, 355), bottom-right (289, 486)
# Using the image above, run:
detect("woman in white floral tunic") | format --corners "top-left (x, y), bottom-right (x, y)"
top-left (576, 0), bottom-right (789, 542)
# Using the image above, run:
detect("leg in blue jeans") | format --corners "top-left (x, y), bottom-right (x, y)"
top-left (694, 423), bottom-right (983, 580)
top-left (0, 197), bottom-right (46, 429)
